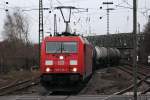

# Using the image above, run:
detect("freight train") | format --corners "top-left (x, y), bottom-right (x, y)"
top-left (40, 34), bottom-right (120, 91)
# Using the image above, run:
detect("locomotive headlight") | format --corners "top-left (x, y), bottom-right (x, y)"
top-left (45, 60), bottom-right (53, 65)
top-left (46, 68), bottom-right (51, 72)
top-left (72, 68), bottom-right (77, 72)
top-left (59, 56), bottom-right (64, 60)
top-left (70, 60), bottom-right (78, 65)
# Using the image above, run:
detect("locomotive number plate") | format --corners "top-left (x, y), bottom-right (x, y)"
top-left (58, 60), bottom-right (64, 65)
top-left (54, 68), bottom-right (66, 72)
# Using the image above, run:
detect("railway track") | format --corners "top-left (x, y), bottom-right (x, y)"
top-left (0, 77), bottom-right (40, 96)
top-left (116, 64), bottom-right (150, 95)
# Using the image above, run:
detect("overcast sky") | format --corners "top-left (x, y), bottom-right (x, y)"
top-left (0, 0), bottom-right (150, 43)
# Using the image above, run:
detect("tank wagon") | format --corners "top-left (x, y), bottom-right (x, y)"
top-left (94, 46), bottom-right (120, 66)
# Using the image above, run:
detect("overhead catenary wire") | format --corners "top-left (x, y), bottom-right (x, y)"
top-left (0, 0), bottom-right (149, 12)
top-left (0, 0), bottom-right (150, 36)
top-left (122, 0), bottom-right (132, 7)
top-left (0, 0), bottom-right (149, 17)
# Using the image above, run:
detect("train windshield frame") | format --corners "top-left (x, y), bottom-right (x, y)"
top-left (46, 42), bottom-right (77, 53)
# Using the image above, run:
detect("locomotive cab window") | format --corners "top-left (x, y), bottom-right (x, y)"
top-left (62, 42), bottom-right (77, 53)
top-left (46, 42), bottom-right (77, 53)
top-left (46, 42), bottom-right (61, 53)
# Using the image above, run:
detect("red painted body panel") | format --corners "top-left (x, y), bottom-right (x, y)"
top-left (84, 44), bottom-right (93, 77)
top-left (40, 36), bottom-right (93, 80)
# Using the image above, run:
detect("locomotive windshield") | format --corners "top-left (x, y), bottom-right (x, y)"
top-left (46, 42), bottom-right (61, 53)
top-left (46, 42), bottom-right (77, 53)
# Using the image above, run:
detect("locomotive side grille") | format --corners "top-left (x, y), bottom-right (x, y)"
top-left (57, 60), bottom-right (65, 65)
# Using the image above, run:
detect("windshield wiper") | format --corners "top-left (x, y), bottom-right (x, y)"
top-left (62, 50), bottom-right (69, 53)
top-left (54, 48), bottom-right (61, 53)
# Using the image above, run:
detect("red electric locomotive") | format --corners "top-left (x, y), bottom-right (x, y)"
top-left (40, 35), bottom-right (94, 91)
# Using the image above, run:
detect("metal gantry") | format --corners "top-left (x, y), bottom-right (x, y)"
top-left (54, 14), bottom-right (57, 36)
top-left (133, 0), bottom-right (138, 99)
top-left (102, 2), bottom-right (114, 35)
top-left (39, 0), bottom-right (44, 65)
top-left (39, 0), bottom-right (44, 43)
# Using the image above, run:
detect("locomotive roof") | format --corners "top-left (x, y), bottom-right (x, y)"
top-left (44, 36), bottom-right (82, 41)
top-left (43, 36), bottom-right (91, 45)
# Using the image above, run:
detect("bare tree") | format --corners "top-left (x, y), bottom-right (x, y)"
top-left (2, 9), bottom-right (29, 44)
top-left (0, 9), bottom-right (37, 72)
